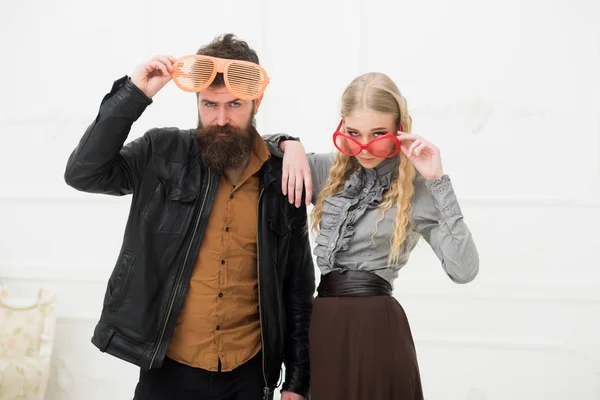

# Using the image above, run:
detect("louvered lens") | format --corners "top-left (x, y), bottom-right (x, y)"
top-left (174, 57), bottom-right (215, 91)
top-left (226, 62), bottom-right (264, 99)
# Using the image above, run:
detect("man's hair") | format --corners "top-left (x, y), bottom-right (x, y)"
top-left (196, 33), bottom-right (259, 88)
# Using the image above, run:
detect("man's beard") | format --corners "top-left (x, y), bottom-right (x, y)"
top-left (195, 117), bottom-right (256, 172)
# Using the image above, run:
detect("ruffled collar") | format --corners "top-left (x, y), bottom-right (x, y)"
top-left (344, 156), bottom-right (399, 192)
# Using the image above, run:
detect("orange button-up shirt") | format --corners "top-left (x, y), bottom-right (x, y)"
top-left (167, 134), bottom-right (270, 372)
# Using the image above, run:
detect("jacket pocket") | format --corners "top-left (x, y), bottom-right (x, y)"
top-left (141, 176), bottom-right (198, 235)
top-left (104, 250), bottom-right (136, 311)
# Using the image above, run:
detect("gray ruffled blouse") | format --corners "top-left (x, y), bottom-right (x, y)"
top-left (264, 136), bottom-right (479, 286)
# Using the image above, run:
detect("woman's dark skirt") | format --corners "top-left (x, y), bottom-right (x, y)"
top-left (309, 271), bottom-right (424, 400)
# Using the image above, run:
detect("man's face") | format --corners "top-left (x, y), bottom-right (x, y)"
top-left (197, 86), bottom-right (260, 129)
top-left (195, 86), bottom-right (262, 172)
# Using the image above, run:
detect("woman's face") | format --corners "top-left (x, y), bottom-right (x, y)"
top-left (341, 111), bottom-right (398, 169)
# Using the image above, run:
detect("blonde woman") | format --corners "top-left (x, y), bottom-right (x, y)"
top-left (265, 72), bottom-right (479, 399)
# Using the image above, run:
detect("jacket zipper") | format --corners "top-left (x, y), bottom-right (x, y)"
top-left (149, 169), bottom-right (212, 368)
top-left (257, 187), bottom-right (270, 399)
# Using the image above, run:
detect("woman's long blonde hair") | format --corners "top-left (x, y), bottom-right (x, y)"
top-left (311, 72), bottom-right (416, 265)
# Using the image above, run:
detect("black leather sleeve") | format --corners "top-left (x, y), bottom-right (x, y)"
top-left (64, 76), bottom-right (153, 195)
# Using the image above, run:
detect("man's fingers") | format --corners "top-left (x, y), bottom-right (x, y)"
top-left (148, 60), bottom-right (169, 76)
top-left (155, 56), bottom-right (174, 72)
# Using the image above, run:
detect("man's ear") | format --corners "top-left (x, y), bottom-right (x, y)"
top-left (253, 95), bottom-right (264, 114)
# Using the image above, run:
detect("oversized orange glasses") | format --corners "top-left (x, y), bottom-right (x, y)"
top-left (171, 55), bottom-right (270, 100)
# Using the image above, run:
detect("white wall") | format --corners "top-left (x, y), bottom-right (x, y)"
top-left (1, 0), bottom-right (599, 399)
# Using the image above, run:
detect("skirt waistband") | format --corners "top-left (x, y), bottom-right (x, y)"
top-left (317, 270), bottom-right (392, 297)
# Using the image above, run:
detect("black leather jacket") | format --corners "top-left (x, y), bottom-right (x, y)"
top-left (64, 76), bottom-right (315, 398)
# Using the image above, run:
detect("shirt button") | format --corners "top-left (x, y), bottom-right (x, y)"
top-left (330, 243), bottom-right (335, 248)
top-left (363, 188), bottom-right (368, 194)
top-left (218, 293), bottom-right (223, 298)
top-left (225, 227), bottom-right (229, 232)
top-left (221, 260), bottom-right (226, 265)
top-left (216, 325), bottom-right (220, 331)
top-left (230, 194), bottom-right (234, 199)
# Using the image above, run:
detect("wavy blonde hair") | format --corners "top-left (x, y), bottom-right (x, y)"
top-left (311, 72), bottom-right (416, 265)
